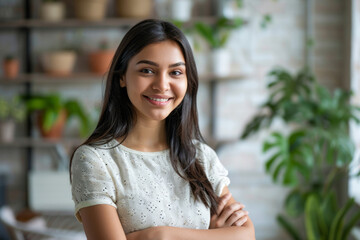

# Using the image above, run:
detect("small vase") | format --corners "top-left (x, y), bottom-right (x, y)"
top-left (171, 0), bottom-right (193, 21)
top-left (89, 50), bottom-right (115, 75)
top-left (3, 59), bottom-right (19, 79)
top-left (75, 0), bottom-right (108, 21)
top-left (41, 51), bottom-right (77, 76)
top-left (210, 48), bottom-right (231, 77)
top-left (116, 0), bottom-right (153, 18)
top-left (40, 2), bottom-right (66, 22)
top-left (0, 120), bottom-right (15, 143)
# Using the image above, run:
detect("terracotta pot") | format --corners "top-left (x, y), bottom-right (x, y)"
top-left (41, 51), bottom-right (77, 76)
top-left (75, 0), bottom-right (108, 21)
top-left (89, 50), bottom-right (115, 75)
top-left (116, 0), bottom-right (153, 18)
top-left (3, 59), bottom-right (19, 79)
top-left (37, 109), bottom-right (67, 139)
top-left (40, 2), bottom-right (66, 22)
top-left (0, 120), bottom-right (15, 142)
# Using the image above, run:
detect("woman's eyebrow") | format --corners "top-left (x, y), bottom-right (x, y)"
top-left (136, 60), bottom-right (185, 68)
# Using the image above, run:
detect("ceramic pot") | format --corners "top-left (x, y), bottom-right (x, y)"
top-left (210, 48), bottom-right (231, 77)
top-left (37, 109), bottom-right (67, 139)
top-left (3, 59), bottom-right (19, 79)
top-left (75, 0), bottom-right (108, 21)
top-left (40, 2), bottom-right (65, 22)
top-left (41, 51), bottom-right (76, 76)
top-left (0, 120), bottom-right (15, 142)
top-left (89, 50), bottom-right (115, 75)
top-left (171, 0), bottom-right (193, 21)
top-left (116, 0), bottom-right (152, 18)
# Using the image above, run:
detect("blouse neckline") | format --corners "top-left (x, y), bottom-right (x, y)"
top-left (110, 139), bottom-right (170, 156)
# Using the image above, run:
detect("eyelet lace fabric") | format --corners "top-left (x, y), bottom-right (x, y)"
top-left (71, 139), bottom-right (230, 234)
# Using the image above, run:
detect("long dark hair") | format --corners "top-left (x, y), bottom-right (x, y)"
top-left (70, 19), bottom-right (219, 214)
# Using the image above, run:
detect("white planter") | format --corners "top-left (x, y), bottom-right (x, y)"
top-left (0, 120), bottom-right (15, 143)
top-left (171, 0), bottom-right (193, 21)
top-left (210, 48), bottom-right (231, 77)
top-left (41, 51), bottom-right (77, 76)
top-left (40, 2), bottom-right (65, 22)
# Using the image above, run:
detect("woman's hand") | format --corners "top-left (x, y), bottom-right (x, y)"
top-left (209, 193), bottom-right (249, 229)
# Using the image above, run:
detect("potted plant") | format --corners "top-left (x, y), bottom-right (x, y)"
top-left (3, 55), bottom-right (19, 79)
top-left (194, 17), bottom-right (244, 76)
top-left (241, 67), bottom-right (360, 239)
top-left (40, 0), bottom-right (66, 22)
top-left (41, 46), bottom-right (77, 76)
top-left (0, 96), bottom-right (26, 142)
top-left (89, 39), bottom-right (115, 75)
top-left (115, 0), bottom-right (152, 18)
top-left (22, 93), bottom-right (91, 139)
top-left (74, 0), bottom-right (108, 21)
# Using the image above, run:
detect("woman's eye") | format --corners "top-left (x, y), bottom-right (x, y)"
top-left (171, 70), bottom-right (183, 76)
top-left (140, 68), bottom-right (154, 74)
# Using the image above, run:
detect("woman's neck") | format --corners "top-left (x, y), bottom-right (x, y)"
top-left (119, 120), bottom-right (168, 152)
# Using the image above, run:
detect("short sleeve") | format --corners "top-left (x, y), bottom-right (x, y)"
top-left (197, 142), bottom-right (230, 196)
top-left (71, 145), bottom-right (117, 222)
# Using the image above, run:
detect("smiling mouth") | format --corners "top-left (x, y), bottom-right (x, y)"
top-left (143, 95), bottom-right (173, 105)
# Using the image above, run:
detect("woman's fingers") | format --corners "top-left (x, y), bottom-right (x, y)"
top-left (216, 202), bottom-right (244, 226)
top-left (216, 193), bottom-right (232, 215)
top-left (226, 210), bottom-right (249, 226)
top-left (232, 215), bottom-right (248, 227)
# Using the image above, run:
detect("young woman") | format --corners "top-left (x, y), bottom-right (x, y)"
top-left (70, 19), bottom-right (255, 240)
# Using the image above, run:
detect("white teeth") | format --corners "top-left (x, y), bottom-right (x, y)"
top-left (148, 97), bottom-right (169, 102)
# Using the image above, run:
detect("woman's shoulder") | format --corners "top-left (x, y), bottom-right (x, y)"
top-left (73, 139), bottom-right (119, 162)
top-left (193, 139), bottom-right (217, 158)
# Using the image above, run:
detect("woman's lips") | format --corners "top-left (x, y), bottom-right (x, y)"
top-left (143, 95), bottom-right (172, 106)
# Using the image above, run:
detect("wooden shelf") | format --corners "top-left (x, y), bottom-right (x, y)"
top-left (0, 17), bottom-right (217, 29)
top-left (0, 137), bottom-right (84, 148)
top-left (0, 72), bottom-right (245, 84)
top-left (0, 73), bottom-right (107, 84)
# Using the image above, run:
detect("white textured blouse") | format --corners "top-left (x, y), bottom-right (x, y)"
top-left (71, 139), bottom-right (230, 234)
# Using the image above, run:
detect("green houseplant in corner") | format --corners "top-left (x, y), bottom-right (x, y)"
top-left (241, 67), bottom-right (360, 239)
top-left (23, 93), bottom-right (91, 139)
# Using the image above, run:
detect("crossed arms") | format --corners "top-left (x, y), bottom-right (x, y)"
top-left (79, 186), bottom-right (256, 240)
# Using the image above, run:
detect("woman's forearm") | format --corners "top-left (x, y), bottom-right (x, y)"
top-left (127, 220), bottom-right (255, 240)
top-left (162, 222), bottom-right (255, 240)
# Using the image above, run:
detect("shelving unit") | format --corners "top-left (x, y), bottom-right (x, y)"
top-left (0, 1), bottom-right (245, 210)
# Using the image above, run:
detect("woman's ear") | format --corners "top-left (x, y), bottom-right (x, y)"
top-left (120, 77), bottom-right (126, 87)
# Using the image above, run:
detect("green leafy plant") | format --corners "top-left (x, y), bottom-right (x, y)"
top-left (0, 96), bottom-right (26, 122)
top-left (194, 17), bottom-right (244, 49)
top-left (22, 93), bottom-right (91, 137)
top-left (241, 67), bottom-right (360, 239)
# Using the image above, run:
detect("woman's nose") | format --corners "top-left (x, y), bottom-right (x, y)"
top-left (152, 72), bottom-right (170, 92)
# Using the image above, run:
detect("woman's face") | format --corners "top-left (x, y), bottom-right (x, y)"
top-left (120, 40), bottom-right (188, 122)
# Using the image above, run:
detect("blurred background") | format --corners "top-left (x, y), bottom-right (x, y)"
top-left (0, 0), bottom-right (360, 239)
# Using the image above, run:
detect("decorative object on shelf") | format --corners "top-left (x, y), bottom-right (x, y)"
top-left (216, 0), bottom-right (242, 18)
top-left (2, 55), bottom-right (19, 79)
top-left (22, 93), bottom-right (91, 139)
top-left (170, 0), bottom-right (193, 21)
top-left (194, 17), bottom-right (244, 76)
top-left (0, 96), bottom-right (26, 142)
top-left (116, 0), bottom-right (153, 18)
top-left (41, 50), bottom-right (77, 76)
top-left (40, 0), bottom-right (66, 22)
top-left (241, 67), bottom-right (360, 240)
top-left (74, 0), bottom-right (108, 21)
top-left (89, 39), bottom-right (115, 75)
